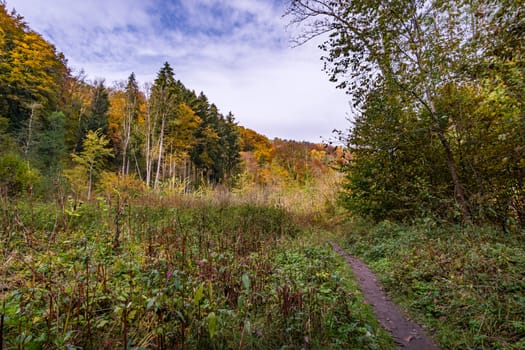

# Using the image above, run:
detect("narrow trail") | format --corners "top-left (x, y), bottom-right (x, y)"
top-left (331, 242), bottom-right (441, 350)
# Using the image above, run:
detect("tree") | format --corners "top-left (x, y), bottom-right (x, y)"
top-left (83, 80), bottom-right (110, 136)
top-left (20, 101), bottom-right (42, 157)
top-left (218, 112), bottom-right (241, 185)
top-left (62, 70), bottom-right (91, 152)
top-left (0, 4), bottom-right (68, 143)
top-left (190, 102), bottom-right (222, 184)
top-left (340, 85), bottom-right (451, 220)
top-left (287, 0), bottom-right (523, 224)
top-left (36, 111), bottom-right (67, 176)
top-left (70, 129), bottom-right (114, 200)
top-left (107, 74), bottom-right (143, 177)
top-left (165, 102), bottom-right (201, 185)
top-left (0, 116), bottom-right (15, 150)
top-left (122, 73), bottom-right (141, 176)
top-left (0, 152), bottom-right (40, 197)
top-left (147, 62), bottom-right (177, 189)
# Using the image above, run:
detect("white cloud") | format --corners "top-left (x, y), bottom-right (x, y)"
top-left (8, 0), bottom-right (351, 142)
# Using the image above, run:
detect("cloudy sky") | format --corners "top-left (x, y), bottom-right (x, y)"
top-left (8, 0), bottom-right (351, 142)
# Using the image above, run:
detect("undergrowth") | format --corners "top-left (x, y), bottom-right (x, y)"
top-left (342, 218), bottom-right (525, 349)
top-left (0, 195), bottom-right (392, 349)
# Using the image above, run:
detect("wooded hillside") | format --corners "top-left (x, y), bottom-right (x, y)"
top-left (0, 3), bottom-right (338, 201)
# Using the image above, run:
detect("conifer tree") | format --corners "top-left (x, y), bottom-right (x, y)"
top-left (147, 62), bottom-right (177, 188)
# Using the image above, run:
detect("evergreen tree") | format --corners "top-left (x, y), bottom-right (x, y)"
top-left (35, 111), bottom-right (66, 176)
top-left (121, 72), bottom-right (141, 175)
top-left (85, 80), bottom-right (110, 135)
top-left (147, 62), bottom-right (177, 188)
top-left (218, 112), bottom-right (241, 185)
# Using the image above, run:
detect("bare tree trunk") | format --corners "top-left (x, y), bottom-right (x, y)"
top-left (122, 92), bottom-right (137, 176)
top-left (87, 165), bottom-right (93, 200)
top-left (23, 103), bottom-right (41, 156)
top-left (145, 105), bottom-right (152, 187)
top-left (121, 96), bottom-right (130, 176)
top-left (133, 151), bottom-right (142, 180)
top-left (428, 98), bottom-right (471, 223)
top-left (154, 114), bottom-right (165, 189)
top-left (121, 125), bottom-right (130, 176)
top-left (145, 91), bottom-right (158, 188)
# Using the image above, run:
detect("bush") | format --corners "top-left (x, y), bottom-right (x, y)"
top-left (0, 152), bottom-right (41, 196)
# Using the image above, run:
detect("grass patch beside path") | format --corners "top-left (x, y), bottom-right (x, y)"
top-left (340, 218), bottom-right (525, 349)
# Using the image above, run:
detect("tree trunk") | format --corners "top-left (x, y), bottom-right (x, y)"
top-left (23, 103), bottom-right (40, 156)
top-left (87, 165), bottom-right (93, 200)
top-left (427, 97), bottom-right (472, 224)
top-left (435, 128), bottom-right (471, 223)
top-left (154, 114), bottom-right (165, 189)
top-left (145, 107), bottom-right (152, 187)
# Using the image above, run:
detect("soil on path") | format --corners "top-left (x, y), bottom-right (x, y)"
top-left (331, 242), bottom-right (441, 350)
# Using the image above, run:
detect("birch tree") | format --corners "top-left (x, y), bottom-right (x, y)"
top-left (70, 129), bottom-right (113, 200)
top-left (149, 62), bottom-right (177, 189)
top-left (121, 73), bottom-right (140, 176)
top-left (286, 0), bottom-right (508, 222)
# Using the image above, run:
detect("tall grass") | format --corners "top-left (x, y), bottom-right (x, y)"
top-left (0, 170), bottom-right (393, 349)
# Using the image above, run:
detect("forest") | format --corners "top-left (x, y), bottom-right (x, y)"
top-left (0, 2), bottom-right (337, 197)
top-left (1, 0), bottom-right (524, 349)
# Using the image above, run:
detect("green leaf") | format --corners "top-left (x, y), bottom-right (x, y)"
top-left (207, 312), bottom-right (217, 339)
top-left (242, 273), bottom-right (250, 291)
top-left (174, 278), bottom-right (182, 290)
top-left (194, 282), bottom-right (204, 306)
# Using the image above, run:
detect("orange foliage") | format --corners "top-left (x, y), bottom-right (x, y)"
top-left (108, 90), bottom-right (126, 146)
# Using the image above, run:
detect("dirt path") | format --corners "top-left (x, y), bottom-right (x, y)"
top-left (331, 242), bottom-right (441, 350)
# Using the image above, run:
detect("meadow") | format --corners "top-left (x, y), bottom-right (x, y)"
top-left (0, 177), bottom-right (394, 350)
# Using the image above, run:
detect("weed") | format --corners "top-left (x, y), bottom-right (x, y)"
top-left (0, 193), bottom-right (392, 349)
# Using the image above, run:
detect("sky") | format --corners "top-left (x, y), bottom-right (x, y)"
top-left (8, 0), bottom-right (351, 142)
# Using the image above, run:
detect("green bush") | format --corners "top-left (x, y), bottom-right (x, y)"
top-left (0, 152), bottom-right (41, 196)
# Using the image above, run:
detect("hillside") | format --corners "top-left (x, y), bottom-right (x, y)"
top-left (0, 4), bottom-right (338, 200)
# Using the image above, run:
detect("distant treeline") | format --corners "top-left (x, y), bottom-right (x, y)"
top-left (0, 4), bottom-right (339, 200)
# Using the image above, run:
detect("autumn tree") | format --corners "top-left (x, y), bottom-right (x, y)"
top-left (69, 130), bottom-right (114, 200)
top-left (287, 0), bottom-right (524, 225)
top-left (0, 4), bottom-right (68, 143)
top-left (165, 102), bottom-right (201, 185)
top-left (107, 73), bottom-right (143, 177)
